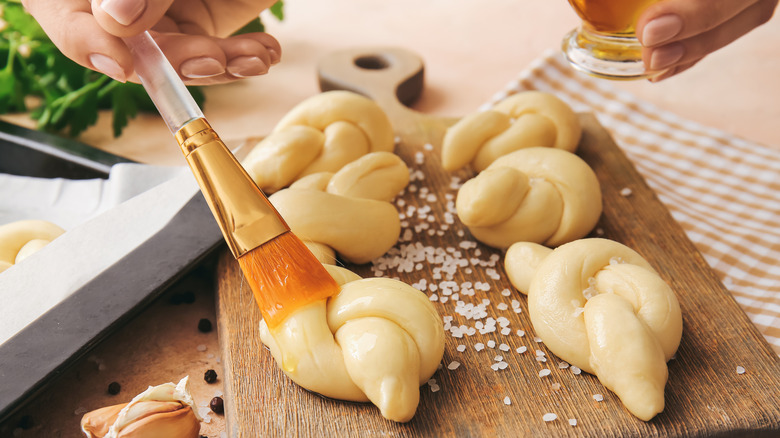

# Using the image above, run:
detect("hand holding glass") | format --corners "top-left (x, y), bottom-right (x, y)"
top-left (562, 0), bottom-right (661, 80)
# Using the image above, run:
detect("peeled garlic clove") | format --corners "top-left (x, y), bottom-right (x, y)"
top-left (81, 377), bottom-right (200, 438)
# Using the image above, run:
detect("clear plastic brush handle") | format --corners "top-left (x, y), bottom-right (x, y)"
top-left (123, 31), bottom-right (204, 133)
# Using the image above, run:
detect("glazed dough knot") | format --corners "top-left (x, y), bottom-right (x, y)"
top-left (456, 147), bottom-right (601, 249)
top-left (243, 91), bottom-right (395, 193)
top-left (269, 151), bottom-right (409, 264)
top-left (0, 220), bottom-right (65, 273)
top-left (442, 91), bottom-right (581, 172)
top-left (505, 238), bottom-right (683, 421)
top-left (259, 265), bottom-right (445, 423)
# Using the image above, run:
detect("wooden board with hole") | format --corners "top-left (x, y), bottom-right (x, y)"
top-left (216, 47), bottom-right (780, 437)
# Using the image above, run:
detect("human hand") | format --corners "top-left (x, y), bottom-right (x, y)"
top-left (21, 0), bottom-right (282, 85)
top-left (637, 0), bottom-right (778, 81)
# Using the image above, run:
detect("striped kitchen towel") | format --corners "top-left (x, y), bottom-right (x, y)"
top-left (483, 50), bottom-right (780, 354)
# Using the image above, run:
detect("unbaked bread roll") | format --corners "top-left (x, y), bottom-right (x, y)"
top-left (456, 147), bottom-right (601, 249)
top-left (0, 220), bottom-right (65, 273)
top-left (269, 152), bottom-right (409, 264)
top-left (505, 238), bottom-right (683, 421)
top-left (243, 91), bottom-right (395, 193)
top-left (441, 91), bottom-right (581, 172)
top-left (259, 265), bottom-right (445, 423)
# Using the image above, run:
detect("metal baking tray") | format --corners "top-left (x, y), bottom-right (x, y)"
top-left (0, 120), bottom-right (223, 422)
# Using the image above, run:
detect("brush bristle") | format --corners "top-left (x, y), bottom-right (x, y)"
top-left (237, 232), bottom-right (340, 328)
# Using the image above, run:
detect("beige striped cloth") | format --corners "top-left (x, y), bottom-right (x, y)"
top-left (482, 51), bottom-right (780, 354)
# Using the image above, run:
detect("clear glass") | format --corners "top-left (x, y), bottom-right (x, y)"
top-left (562, 0), bottom-right (661, 80)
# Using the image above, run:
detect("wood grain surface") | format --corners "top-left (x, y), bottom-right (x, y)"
top-left (216, 47), bottom-right (780, 437)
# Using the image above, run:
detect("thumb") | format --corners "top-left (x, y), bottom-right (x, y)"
top-left (91, 0), bottom-right (176, 37)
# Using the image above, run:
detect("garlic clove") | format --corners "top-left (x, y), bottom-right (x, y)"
top-left (80, 377), bottom-right (200, 438)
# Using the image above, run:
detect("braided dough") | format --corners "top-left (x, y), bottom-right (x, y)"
top-left (0, 220), bottom-right (65, 273)
top-left (505, 238), bottom-right (683, 421)
top-left (259, 265), bottom-right (445, 423)
top-left (442, 91), bottom-right (581, 172)
top-left (456, 147), bottom-right (601, 249)
top-left (269, 152), bottom-right (409, 264)
top-left (243, 91), bottom-right (395, 193)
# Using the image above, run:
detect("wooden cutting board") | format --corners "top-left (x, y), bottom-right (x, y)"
top-left (216, 47), bottom-right (780, 437)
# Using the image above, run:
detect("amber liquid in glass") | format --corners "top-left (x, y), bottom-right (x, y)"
top-left (568, 0), bottom-right (658, 35)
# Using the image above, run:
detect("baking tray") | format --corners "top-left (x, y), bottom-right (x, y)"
top-left (0, 120), bottom-right (223, 422)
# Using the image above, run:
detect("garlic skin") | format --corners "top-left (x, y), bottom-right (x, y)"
top-left (81, 377), bottom-right (201, 438)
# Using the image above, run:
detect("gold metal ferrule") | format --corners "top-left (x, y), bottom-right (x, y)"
top-left (175, 118), bottom-right (289, 258)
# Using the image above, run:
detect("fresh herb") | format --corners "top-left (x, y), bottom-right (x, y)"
top-left (0, 0), bottom-right (283, 138)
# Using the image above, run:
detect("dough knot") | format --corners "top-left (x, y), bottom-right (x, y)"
top-left (456, 147), bottom-right (601, 248)
top-left (505, 238), bottom-right (683, 421)
top-left (269, 151), bottom-right (409, 264)
top-left (243, 91), bottom-right (395, 193)
top-left (259, 265), bottom-right (445, 422)
top-left (0, 220), bottom-right (65, 273)
top-left (441, 91), bottom-right (581, 172)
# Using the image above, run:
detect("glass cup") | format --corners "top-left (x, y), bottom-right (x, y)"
top-left (562, 0), bottom-right (661, 80)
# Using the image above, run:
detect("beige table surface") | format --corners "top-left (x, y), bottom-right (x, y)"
top-left (1, 1), bottom-right (779, 437)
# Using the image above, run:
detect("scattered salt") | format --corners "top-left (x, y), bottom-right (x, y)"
top-left (516, 330), bottom-right (525, 337)
top-left (499, 343), bottom-right (510, 352)
top-left (539, 369), bottom-right (551, 377)
top-left (196, 344), bottom-right (207, 352)
top-left (593, 394), bottom-right (604, 402)
top-left (456, 344), bottom-right (466, 352)
top-left (516, 346), bottom-right (528, 354)
top-left (503, 396), bottom-right (511, 405)
top-left (447, 361), bottom-right (461, 370)
top-left (558, 361), bottom-right (570, 369)
top-left (569, 418), bottom-right (577, 426)
top-left (551, 383), bottom-right (561, 391)
top-left (487, 340), bottom-right (496, 348)
top-left (620, 187), bottom-right (633, 197)
top-left (736, 366), bottom-right (746, 375)
top-left (543, 413), bottom-right (558, 422)
top-left (571, 366), bottom-right (582, 375)
top-left (475, 343), bottom-right (485, 352)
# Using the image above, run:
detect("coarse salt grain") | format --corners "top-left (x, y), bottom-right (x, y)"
top-left (499, 343), bottom-right (510, 352)
top-left (593, 394), bottom-right (604, 402)
top-left (539, 369), bottom-right (551, 377)
top-left (516, 330), bottom-right (525, 337)
top-left (516, 346), bottom-right (528, 354)
top-left (503, 396), bottom-right (511, 405)
top-left (569, 419), bottom-right (577, 426)
top-left (475, 343), bottom-right (485, 351)
top-left (497, 303), bottom-right (509, 311)
top-left (456, 344), bottom-right (466, 352)
top-left (620, 187), bottom-right (633, 197)
top-left (447, 361), bottom-right (461, 370)
top-left (571, 366), bottom-right (582, 375)
top-left (487, 340), bottom-right (496, 348)
top-left (501, 328), bottom-right (511, 336)
top-left (196, 344), bottom-right (207, 352)
top-left (501, 289), bottom-right (511, 297)
top-left (551, 383), bottom-right (561, 391)
top-left (543, 413), bottom-right (558, 422)
top-left (534, 337), bottom-right (543, 343)
top-left (736, 366), bottom-right (746, 374)
top-left (558, 361), bottom-right (570, 369)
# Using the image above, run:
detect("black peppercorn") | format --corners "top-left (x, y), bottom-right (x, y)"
top-left (209, 396), bottom-right (224, 414)
top-left (198, 318), bottom-right (213, 333)
top-left (107, 381), bottom-right (121, 395)
top-left (204, 369), bottom-right (218, 384)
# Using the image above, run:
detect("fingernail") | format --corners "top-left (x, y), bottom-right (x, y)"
top-left (227, 56), bottom-right (268, 77)
top-left (268, 49), bottom-right (280, 65)
top-left (89, 53), bottom-right (127, 82)
top-left (180, 57), bottom-right (225, 78)
top-left (101, 0), bottom-right (146, 26)
top-left (640, 14), bottom-right (683, 47)
top-left (649, 43), bottom-right (684, 71)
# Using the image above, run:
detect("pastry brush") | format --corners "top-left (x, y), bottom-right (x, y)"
top-left (123, 31), bottom-right (339, 328)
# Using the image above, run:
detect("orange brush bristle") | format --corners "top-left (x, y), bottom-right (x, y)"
top-left (238, 231), bottom-right (340, 328)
